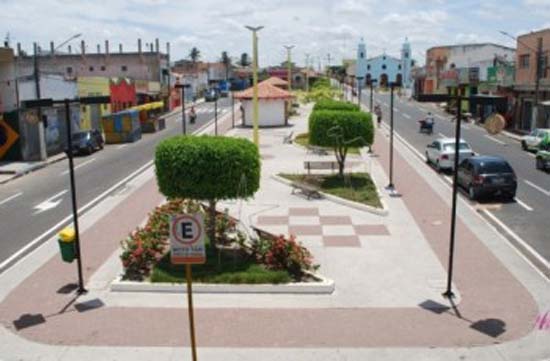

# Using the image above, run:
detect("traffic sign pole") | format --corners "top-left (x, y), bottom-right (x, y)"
top-left (186, 264), bottom-right (198, 361)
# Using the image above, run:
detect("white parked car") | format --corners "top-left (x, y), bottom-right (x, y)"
top-left (521, 128), bottom-right (550, 151)
top-left (425, 138), bottom-right (476, 171)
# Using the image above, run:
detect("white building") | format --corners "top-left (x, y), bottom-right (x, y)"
top-left (234, 82), bottom-right (293, 127)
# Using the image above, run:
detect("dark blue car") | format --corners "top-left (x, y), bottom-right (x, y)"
top-left (457, 156), bottom-right (517, 201)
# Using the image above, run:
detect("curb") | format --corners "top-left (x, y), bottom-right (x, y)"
top-left (0, 154), bottom-right (67, 185)
top-left (110, 272), bottom-right (335, 294)
top-left (271, 174), bottom-right (389, 216)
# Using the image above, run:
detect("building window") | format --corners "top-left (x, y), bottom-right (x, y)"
top-left (360, 52), bottom-right (364, 59)
top-left (382, 64), bottom-right (387, 70)
top-left (404, 51), bottom-right (409, 58)
top-left (100, 65), bottom-right (106, 71)
top-left (89, 66), bottom-right (94, 72)
top-left (367, 65), bottom-right (371, 70)
top-left (398, 65), bottom-right (402, 70)
top-left (121, 65), bottom-right (127, 72)
top-left (67, 67), bottom-right (73, 74)
top-left (383, 56), bottom-right (386, 60)
top-left (519, 54), bottom-right (530, 69)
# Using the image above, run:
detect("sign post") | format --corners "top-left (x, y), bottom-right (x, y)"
top-left (170, 213), bottom-right (206, 361)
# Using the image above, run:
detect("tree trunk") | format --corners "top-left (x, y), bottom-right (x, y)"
top-left (334, 146), bottom-right (348, 177)
top-left (208, 199), bottom-right (217, 249)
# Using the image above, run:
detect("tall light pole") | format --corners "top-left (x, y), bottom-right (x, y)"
top-left (245, 25), bottom-right (264, 146)
top-left (387, 81), bottom-right (401, 194)
top-left (369, 79), bottom-right (378, 111)
top-left (284, 45), bottom-right (295, 122)
top-left (175, 83), bottom-right (190, 135)
top-left (499, 30), bottom-right (543, 130)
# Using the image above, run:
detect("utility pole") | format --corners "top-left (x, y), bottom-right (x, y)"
top-left (284, 45), bottom-right (295, 124)
top-left (533, 37), bottom-right (543, 130)
top-left (305, 53), bottom-right (310, 92)
top-left (33, 43), bottom-right (47, 161)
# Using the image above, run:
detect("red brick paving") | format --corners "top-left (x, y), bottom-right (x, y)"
top-left (0, 127), bottom-right (539, 348)
top-left (288, 207), bottom-right (319, 216)
top-left (322, 235), bottom-right (361, 247)
top-left (354, 224), bottom-right (390, 235)
top-left (319, 215), bottom-right (352, 225)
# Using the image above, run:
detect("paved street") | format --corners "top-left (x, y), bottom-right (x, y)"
top-left (0, 98), bottom-right (233, 270)
top-left (360, 90), bottom-right (550, 266)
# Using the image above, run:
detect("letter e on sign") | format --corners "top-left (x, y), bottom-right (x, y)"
top-left (170, 213), bottom-right (206, 265)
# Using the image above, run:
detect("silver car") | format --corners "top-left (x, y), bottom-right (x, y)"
top-left (425, 137), bottom-right (475, 171)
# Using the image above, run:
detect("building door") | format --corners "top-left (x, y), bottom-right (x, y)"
top-left (396, 73), bottom-right (403, 85)
top-left (521, 100), bottom-right (532, 131)
top-left (380, 74), bottom-right (388, 88)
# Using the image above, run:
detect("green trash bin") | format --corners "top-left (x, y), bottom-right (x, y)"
top-left (58, 227), bottom-right (76, 263)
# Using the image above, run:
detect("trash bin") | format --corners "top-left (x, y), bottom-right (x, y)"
top-left (58, 227), bottom-right (76, 263)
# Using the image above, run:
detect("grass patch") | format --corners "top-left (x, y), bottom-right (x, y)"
top-left (280, 172), bottom-right (382, 208)
top-left (150, 248), bottom-right (292, 284)
top-left (293, 133), bottom-right (360, 155)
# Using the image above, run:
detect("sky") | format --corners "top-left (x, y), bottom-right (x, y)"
top-left (1, 0), bottom-right (549, 67)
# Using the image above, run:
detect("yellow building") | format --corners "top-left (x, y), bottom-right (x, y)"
top-left (77, 77), bottom-right (111, 130)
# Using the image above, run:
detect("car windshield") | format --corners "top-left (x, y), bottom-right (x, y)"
top-left (443, 142), bottom-right (470, 151)
top-left (72, 132), bottom-right (88, 140)
top-left (478, 160), bottom-right (513, 173)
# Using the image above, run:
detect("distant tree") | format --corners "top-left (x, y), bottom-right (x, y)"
top-left (189, 47), bottom-right (200, 64)
top-left (239, 52), bottom-right (251, 67)
top-left (221, 51), bottom-right (231, 80)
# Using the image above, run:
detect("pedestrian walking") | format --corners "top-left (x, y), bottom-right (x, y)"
top-left (189, 106), bottom-right (197, 124)
top-left (374, 104), bottom-right (382, 127)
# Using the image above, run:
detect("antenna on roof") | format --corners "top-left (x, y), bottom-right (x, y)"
top-left (4, 32), bottom-right (10, 47)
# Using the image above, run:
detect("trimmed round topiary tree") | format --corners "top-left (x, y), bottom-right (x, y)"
top-left (155, 135), bottom-right (261, 246)
top-left (309, 110), bottom-right (373, 176)
top-left (313, 99), bottom-right (360, 112)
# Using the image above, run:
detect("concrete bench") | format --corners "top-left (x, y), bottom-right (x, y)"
top-left (290, 181), bottom-right (322, 200)
top-left (304, 160), bottom-right (338, 174)
top-left (306, 145), bottom-right (329, 155)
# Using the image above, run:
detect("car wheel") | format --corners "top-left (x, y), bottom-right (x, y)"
top-left (98, 142), bottom-right (104, 150)
top-left (468, 185), bottom-right (477, 201)
top-left (536, 157), bottom-right (544, 170)
top-left (435, 160), bottom-right (441, 173)
top-left (521, 141), bottom-right (527, 150)
top-left (86, 145), bottom-right (94, 155)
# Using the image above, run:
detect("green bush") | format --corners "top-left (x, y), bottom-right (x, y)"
top-left (313, 99), bottom-right (360, 112)
top-left (155, 135), bottom-right (260, 200)
top-left (155, 135), bottom-right (261, 246)
top-left (309, 110), bottom-right (374, 175)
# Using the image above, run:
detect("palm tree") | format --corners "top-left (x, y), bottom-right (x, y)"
top-left (189, 47), bottom-right (200, 64)
top-left (221, 51), bottom-right (231, 81)
top-left (239, 52), bottom-right (251, 67)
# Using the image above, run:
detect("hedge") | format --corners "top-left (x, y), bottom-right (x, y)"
top-left (309, 110), bottom-right (373, 148)
top-left (313, 99), bottom-right (360, 112)
top-left (155, 135), bottom-right (261, 201)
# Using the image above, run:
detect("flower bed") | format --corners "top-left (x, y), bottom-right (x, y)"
top-left (120, 199), bottom-right (319, 284)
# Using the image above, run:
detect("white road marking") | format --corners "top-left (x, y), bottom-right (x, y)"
top-left (524, 180), bottom-right (550, 197)
top-left (378, 122), bottom-right (549, 279)
top-left (438, 132), bottom-right (446, 138)
top-left (402, 113), bottom-right (411, 119)
top-left (33, 190), bottom-right (68, 214)
top-left (0, 192), bottom-right (23, 207)
top-left (525, 152), bottom-right (535, 158)
top-left (116, 144), bottom-right (128, 150)
top-left (60, 158), bottom-right (96, 176)
top-left (484, 135), bottom-right (506, 145)
top-left (515, 197), bottom-right (534, 211)
top-left (0, 113), bottom-right (224, 273)
top-left (483, 210), bottom-right (549, 279)
top-left (382, 102), bottom-right (388, 107)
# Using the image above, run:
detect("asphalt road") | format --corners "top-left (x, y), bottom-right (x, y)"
top-left (0, 97), bottom-right (233, 268)
top-left (361, 90), bottom-right (550, 263)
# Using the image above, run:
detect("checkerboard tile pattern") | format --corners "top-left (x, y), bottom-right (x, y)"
top-left (255, 207), bottom-right (390, 248)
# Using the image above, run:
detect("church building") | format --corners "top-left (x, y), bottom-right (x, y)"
top-left (356, 38), bottom-right (414, 89)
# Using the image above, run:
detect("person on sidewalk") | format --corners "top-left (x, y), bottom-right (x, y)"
top-left (374, 104), bottom-right (382, 127)
top-left (189, 106), bottom-right (197, 124)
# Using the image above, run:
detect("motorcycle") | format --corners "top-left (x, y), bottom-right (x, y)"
top-left (418, 119), bottom-right (434, 135)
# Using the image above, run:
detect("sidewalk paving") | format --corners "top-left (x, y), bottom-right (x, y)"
top-left (0, 102), bottom-right (548, 360)
top-left (0, 152), bottom-right (67, 185)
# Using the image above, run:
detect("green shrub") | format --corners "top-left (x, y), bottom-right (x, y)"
top-left (309, 110), bottom-right (374, 175)
top-left (155, 135), bottom-right (261, 246)
top-left (313, 99), bottom-right (360, 112)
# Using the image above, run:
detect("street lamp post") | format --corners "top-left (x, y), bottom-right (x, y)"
top-left (387, 81), bottom-right (401, 193)
top-left (284, 45), bottom-right (295, 125)
top-left (214, 96), bottom-right (218, 135)
top-left (175, 83), bottom-right (190, 135)
top-left (231, 91), bottom-right (235, 128)
top-left (305, 53), bottom-right (310, 93)
top-left (245, 25), bottom-right (264, 146)
top-left (356, 76), bottom-right (364, 109)
top-left (23, 95), bottom-right (110, 295)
